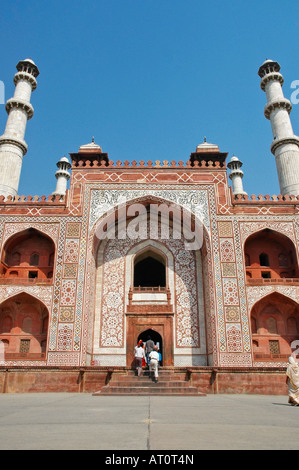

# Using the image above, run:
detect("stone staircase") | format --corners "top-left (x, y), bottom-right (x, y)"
top-left (93, 368), bottom-right (206, 396)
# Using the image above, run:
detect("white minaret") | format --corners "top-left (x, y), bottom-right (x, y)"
top-left (258, 59), bottom-right (299, 196)
top-left (52, 156), bottom-right (71, 196)
top-left (227, 155), bottom-right (247, 195)
top-left (0, 58), bottom-right (39, 198)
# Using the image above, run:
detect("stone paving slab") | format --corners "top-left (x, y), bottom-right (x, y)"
top-left (0, 393), bottom-right (298, 450)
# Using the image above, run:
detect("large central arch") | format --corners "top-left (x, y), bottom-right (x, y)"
top-left (83, 194), bottom-right (216, 367)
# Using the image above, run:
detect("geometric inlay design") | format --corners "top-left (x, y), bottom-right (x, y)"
top-left (60, 279), bottom-right (77, 306)
top-left (59, 306), bottom-right (75, 322)
top-left (63, 264), bottom-right (77, 278)
top-left (220, 238), bottom-right (235, 262)
top-left (225, 306), bottom-right (241, 322)
top-left (222, 262), bottom-right (237, 277)
top-left (227, 325), bottom-right (243, 352)
top-left (218, 221), bottom-right (233, 238)
top-left (223, 279), bottom-right (239, 305)
top-left (64, 239), bottom-right (80, 264)
top-left (66, 222), bottom-right (81, 238)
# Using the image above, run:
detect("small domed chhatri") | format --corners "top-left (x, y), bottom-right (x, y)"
top-left (52, 156), bottom-right (71, 196)
top-left (79, 137), bottom-right (102, 153)
top-left (227, 155), bottom-right (247, 196)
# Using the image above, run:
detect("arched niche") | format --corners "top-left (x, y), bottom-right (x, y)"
top-left (133, 249), bottom-right (166, 289)
top-left (250, 292), bottom-right (299, 362)
top-left (0, 292), bottom-right (49, 361)
top-left (0, 228), bottom-right (56, 283)
top-left (244, 229), bottom-right (299, 281)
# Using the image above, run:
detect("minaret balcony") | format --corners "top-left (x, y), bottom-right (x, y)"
top-left (14, 71), bottom-right (38, 90)
top-left (5, 98), bottom-right (34, 119)
top-left (260, 71), bottom-right (284, 91)
top-left (264, 97), bottom-right (292, 119)
top-left (271, 135), bottom-right (299, 154)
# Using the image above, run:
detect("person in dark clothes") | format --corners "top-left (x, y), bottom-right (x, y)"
top-left (145, 336), bottom-right (155, 366)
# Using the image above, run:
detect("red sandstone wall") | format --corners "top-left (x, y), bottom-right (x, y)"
top-left (0, 367), bottom-right (288, 395)
top-left (0, 368), bottom-right (108, 394)
top-left (190, 369), bottom-right (288, 395)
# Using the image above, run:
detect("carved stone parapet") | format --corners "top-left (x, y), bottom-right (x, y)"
top-left (264, 98), bottom-right (292, 119)
top-left (5, 98), bottom-right (34, 119)
top-left (13, 71), bottom-right (37, 91)
top-left (260, 71), bottom-right (284, 91)
top-left (232, 192), bottom-right (299, 204)
top-left (0, 193), bottom-right (66, 205)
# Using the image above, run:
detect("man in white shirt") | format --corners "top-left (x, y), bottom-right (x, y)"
top-left (135, 342), bottom-right (146, 376)
top-left (149, 345), bottom-right (160, 382)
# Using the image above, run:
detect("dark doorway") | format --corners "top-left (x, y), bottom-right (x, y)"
top-left (134, 256), bottom-right (166, 287)
top-left (137, 328), bottom-right (163, 365)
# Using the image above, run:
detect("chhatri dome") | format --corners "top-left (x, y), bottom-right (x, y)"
top-left (79, 137), bottom-right (102, 153)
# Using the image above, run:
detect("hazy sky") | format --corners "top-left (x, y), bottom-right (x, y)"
top-left (0, 0), bottom-right (298, 197)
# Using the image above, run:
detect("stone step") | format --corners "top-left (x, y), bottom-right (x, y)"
top-left (124, 371), bottom-right (188, 379)
top-left (93, 368), bottom-right (206, 396)
top-left (94, 385), bottom-right (205, 396)
top-left (109, 379), bottom-right (192, 387)
top-left (112, 375), bottom-right (187, 383)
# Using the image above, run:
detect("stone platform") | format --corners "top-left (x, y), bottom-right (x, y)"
top-left (0, 366), bottom-right (289, 395)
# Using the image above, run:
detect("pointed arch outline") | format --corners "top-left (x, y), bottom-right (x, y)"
top-left (249, 291), bottom-right (299, 361)
top-left (127, 239), bottom-right (173, 292)
top-left (0, 286), bottom-right (53, 312)
top-left (90, 193), bottom-right (211, 257)
top-left (0, 290), bottom-right (51, 360)
top-left (2, 224), bottom-right (59, 248)
top-left (82, 192), bottom-right (216, 366)
top-left (249, 290), bottom-right (299, 314)
top-left (0, 227), bottom-right (58, 283)
top-left (243, 227), bottom-right (299, 280)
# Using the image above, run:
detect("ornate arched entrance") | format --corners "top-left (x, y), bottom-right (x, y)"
top-left (87, 194), bottom-right (213, 368)
top-left (126, 241), bottom-right (174, 367)
top-left (127, 312), bottom-right (173, 367)
top-left (138, 328), bottom-right (163, 365)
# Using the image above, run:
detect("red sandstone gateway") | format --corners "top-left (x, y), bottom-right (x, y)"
top-left (0, 58), bottom-right (299, 395)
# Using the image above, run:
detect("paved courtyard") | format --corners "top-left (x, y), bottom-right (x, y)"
top-left (0, 393), bottom-right (298, 450)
